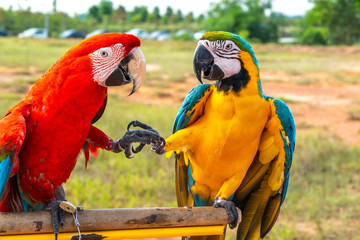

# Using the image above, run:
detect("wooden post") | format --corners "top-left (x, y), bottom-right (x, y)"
top-left (0, 207), bottom-right (240, 237)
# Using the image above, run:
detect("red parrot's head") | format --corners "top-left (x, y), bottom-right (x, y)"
top-left (62, 33), bottom-right (145, 94)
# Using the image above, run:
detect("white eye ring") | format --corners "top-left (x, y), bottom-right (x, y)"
top-left (100, 50), bottom-right (109, 58)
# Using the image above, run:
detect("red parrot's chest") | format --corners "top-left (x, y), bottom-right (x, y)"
top-left (17, 78), bottom-right (106, 204)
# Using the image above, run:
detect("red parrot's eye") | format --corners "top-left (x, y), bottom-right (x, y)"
top-left (100, 50), bottom-right (109, 57)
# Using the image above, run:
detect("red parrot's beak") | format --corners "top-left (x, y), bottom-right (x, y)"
top-left (105, 47), bottom-right (146, 95)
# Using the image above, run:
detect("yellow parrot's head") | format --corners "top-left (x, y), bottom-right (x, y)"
top-left (193, 31), bottom-right (260, 93)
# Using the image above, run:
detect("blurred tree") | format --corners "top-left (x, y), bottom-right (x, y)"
top-left (161, 6), bottom-right (174, 24)
top-left (99, 0), bottom-right (113, 26)
top-left (244, 0), bottom-right (274, 42)
top-left (175, 9), bottom-right (184, 23)
top-left (301, 26), bottom-right (329, 45)
top-left (165, 6), bottom-right (173, 17)
top-left (184, 12), bottom-right (195, 24)
top-left (113, 5), bottom-right (127, 23)
top-left (205, 0), bottom-right (275, 42)
top-left (53, 0), bottom-right (57, 13)
top-left (88, 5), bottom-right (101, 23)
top-left (147, 6), bottom-right (161, 25)
top-left (205, 0), bottom-right (246, 33)
top-left (2, 8), bottom-right (15, 32)
top-left (197, 14), bottom-right (205, 24)
top-left (50, 12), bottom-right (84, 36)
top-left (130, 6), bottom-right (148, 23)
top-left (304, 0), bottom-right (360, 45)
top-left (153, 6), bottom-right (161, 21)
top-left (99, 0), bottom-right (113, 16)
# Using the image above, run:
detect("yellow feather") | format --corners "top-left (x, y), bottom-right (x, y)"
top-left (259, 144), bottom-right (279, 164)
top-left (165, 151), bottom-right (174, 159)
top-left (258, 132), bottom-right (274, 151)
top-left (237, 172), bottom-right (275, 240)
top-left (261, 194), bottom-right (281, 237)
top-left (234, 156), bottom-right (270, 203)
top-left (268, 165), bottom-right (284, 191)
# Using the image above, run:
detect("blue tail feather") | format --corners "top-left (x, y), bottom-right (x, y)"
top-left (0, 155), bottom-right (13, 197)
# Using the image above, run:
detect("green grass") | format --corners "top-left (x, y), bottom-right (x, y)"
top-left (0, 37), bottom-right (80, 73)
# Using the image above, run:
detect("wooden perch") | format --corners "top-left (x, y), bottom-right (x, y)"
top-left (0, 207), bottom-right (240, 238)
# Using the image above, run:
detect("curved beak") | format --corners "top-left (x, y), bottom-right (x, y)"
top-left (105, 47), bottom-right (146, 95)
top-left (193, 43), bottom-right (224, 83)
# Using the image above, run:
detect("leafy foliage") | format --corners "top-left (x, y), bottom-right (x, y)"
top-left (301, 27), bottom-right (329, 45)
top-left (204, 0), bottom-right (278, 42)
top-left (300, 0), bottom-right (360, 45)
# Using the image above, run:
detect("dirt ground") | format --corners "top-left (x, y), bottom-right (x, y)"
top-left (1, 68), bottom-right (359, 147)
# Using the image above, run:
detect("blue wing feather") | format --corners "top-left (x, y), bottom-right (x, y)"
top-left (173, 83), bottom-right (212, 133)
top-left (173, 83), bottom-right (213, 207)
top-left (271, 98), bottom-right (296, 203)
top-left (0, 155), bottom-right (13, 197)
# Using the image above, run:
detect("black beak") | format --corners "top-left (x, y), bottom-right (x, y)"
top-left (105, 53), bottom-right (133, 87)
top-left (193, 44), bottom-right (224, 82)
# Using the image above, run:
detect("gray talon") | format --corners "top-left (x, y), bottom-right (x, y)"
top-left (213, 196), bottom-right (239, 229)
top-left (118, 121), bottom-right (165, 157)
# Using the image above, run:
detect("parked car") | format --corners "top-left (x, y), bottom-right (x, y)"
top-left (86, 29), bottom-right (109, 38)
top-left (148, 30), bottom-right (170, 41)
top-left (18, 28), bottom-right (48, 38)
top-left (126, 29), bottom-right (149, 39)
top-left (59, 29), bottom-right (85, 39)
top-left (0, 29), bottom-right (9, 37)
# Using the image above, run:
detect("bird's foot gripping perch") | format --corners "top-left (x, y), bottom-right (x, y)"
top-left (214, 196), bottom-right (241, 229)
top-left (113, 120), bottom-right (166, 158)
top-left (44, 200), bottom-right (81, 240)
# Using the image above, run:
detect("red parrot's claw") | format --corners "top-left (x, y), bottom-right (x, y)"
top-left (115, 121), bottom-right (165, 157)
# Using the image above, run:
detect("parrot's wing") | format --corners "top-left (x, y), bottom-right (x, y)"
top-left (82, 90), bottom-right (108, 166)
top-left (234, 97), bottom-right (296, 239)
top-left (173, 83), bottom-right (213, 207)
top-left (173, 83), bottom-right (213, 133)
top-left (0, 110), bottom-right (27, 198)
top-left (260, 98), bottom-right (295, 237)
top-left (91, 89), bottom-right (108, 124)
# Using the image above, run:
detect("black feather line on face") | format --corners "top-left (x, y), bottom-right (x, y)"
top-left (215, 59), bottom-right (250, 93)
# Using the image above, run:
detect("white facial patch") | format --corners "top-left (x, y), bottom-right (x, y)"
top-left (199, 39), bottom-right (242, 79)
top-left (90, 43), bottom-right (125, 86)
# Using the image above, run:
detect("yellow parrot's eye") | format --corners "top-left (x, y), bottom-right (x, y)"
top-left (100, 50), bottom-right (109, 58)
top-left (225, 43), bottom-right (232, 50)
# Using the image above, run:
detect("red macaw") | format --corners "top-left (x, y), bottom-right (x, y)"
top-left (0, 33), bottom-right (163, 238)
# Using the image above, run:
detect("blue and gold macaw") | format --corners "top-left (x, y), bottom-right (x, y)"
top-left (164, 31), bottom-right (296, 240)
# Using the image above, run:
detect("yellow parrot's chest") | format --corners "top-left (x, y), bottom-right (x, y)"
top-left (187, 89), bottom-right (270, 190)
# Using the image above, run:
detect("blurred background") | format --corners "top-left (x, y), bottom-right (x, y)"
top-left (0, 0), bottom-right (360, 239)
